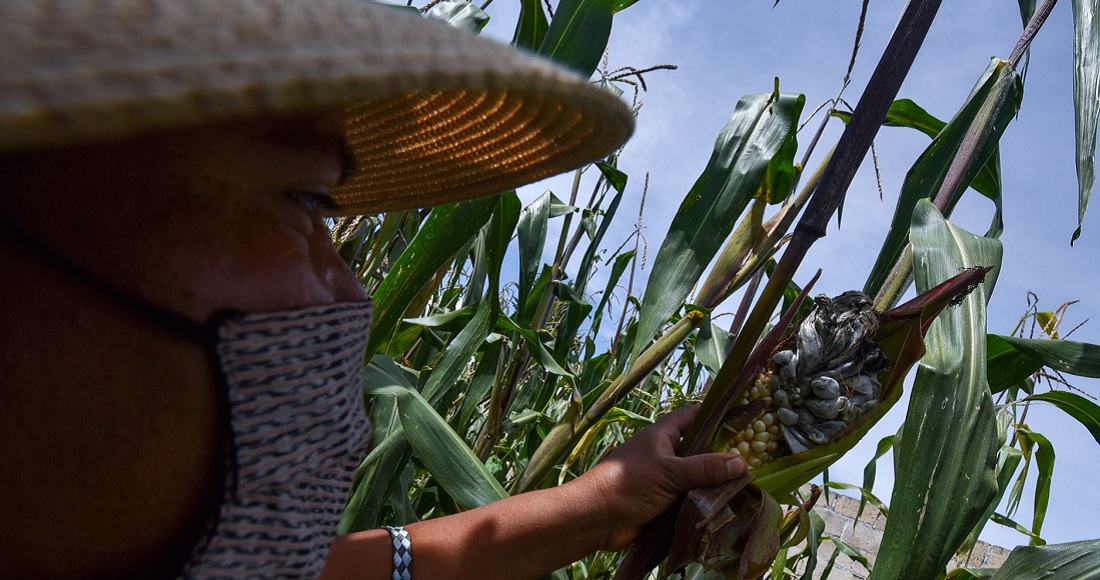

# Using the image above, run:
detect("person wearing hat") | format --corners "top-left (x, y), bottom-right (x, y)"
top-left (0, 1), bottom-right (748, 577)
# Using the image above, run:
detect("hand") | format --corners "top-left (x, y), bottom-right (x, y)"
top-left (571, 405), bottom-right (747, 552)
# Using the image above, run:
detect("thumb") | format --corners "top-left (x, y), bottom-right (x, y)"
top-left (669, 452), bottom-right (748, 491)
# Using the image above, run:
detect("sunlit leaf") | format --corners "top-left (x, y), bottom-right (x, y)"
top-left (538, 0), bottom-right (615, 77)
top-left (872, 200), bottom-right (1003, 580)
top-left (864, 60), bottom-right (1020, 300)
top-left (1071, 0), bottom-right (1100, 242)
top-left (1016, 428), bottom-right (1054, 544)
top-left (990, 539), bottom-right (1100, 579)
top-left (1023, 391), bottom-right (1100, 446)
top-left (996, 335), bottom-right (1100, 379)
top-left (366, 197), bottom-right (498, 358)
top-left (367, 380), bottom-right (508, 508)
top-left (632, 89), bottom-right (804, 363)
top-left (512, 0), bottom-right (548, 49)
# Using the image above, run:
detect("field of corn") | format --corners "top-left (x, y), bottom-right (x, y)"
top-left (334, 0), bottom-right (1100, 577)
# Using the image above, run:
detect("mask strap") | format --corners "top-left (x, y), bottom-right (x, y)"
top-left (0, 211), bottom-right (219, 346)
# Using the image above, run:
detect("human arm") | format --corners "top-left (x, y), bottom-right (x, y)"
top-left (320, 406), bottom-right (747, 580)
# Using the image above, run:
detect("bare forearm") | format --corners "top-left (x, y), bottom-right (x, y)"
top-left (321, 407), bottom-right (746, 579)
top-left (321, 480), bottom-right (609, 580)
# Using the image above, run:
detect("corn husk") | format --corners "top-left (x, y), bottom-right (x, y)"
top-left (617, 266), bottom-right (992, 580)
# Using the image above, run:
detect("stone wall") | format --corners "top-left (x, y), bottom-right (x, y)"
top-left (801, 488), bottom-right (1012, 579)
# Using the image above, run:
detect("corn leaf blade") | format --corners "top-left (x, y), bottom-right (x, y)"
top-left (1023, 391), bottom-right (1100, 446)
top-left (864, 59), bottom-right (1021, 299)
top-left (366, 381), bottom-right (508, 508)
top-left (537, 0), bottom-right (615, 77)
top-left (871, 200), bottom-right (1003, 580)
top-left (366, 197), bottom-right (498, 357)
top-left (1071, 0), bottom-right (1100, 242)
top-left (990, 539), bottom-right (1100, 579)
top-left (631, 90), bottom-right (804, 362)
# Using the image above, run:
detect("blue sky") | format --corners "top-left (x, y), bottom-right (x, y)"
top-left (481, 0), bottom-right (1099, 549)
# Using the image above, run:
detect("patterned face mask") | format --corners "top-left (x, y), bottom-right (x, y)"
top-left (0, 212), bottom-right (373, 578)
top-left (182, 301), bottom-right (373, 578)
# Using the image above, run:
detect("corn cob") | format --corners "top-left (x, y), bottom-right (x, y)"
top-left (714, 290), bottom-right (888, 465)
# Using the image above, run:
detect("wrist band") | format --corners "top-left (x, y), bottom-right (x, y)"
top-left (382, 526), bottom-right (412, 580)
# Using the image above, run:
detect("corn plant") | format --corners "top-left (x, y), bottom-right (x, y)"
top-left (336, 0), bottom-right (1100, 578)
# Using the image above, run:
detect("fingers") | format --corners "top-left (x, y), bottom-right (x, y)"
top-left (669, 452), bottom-right (747, 490)
top-left (644, 405), bottom-right (701, 448)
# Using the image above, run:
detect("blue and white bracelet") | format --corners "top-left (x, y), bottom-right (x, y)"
top-left (382, 526), bottom-right (413, 580)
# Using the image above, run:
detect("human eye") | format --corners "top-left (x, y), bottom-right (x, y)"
top-left (285, 189), bottom-right (336, 217)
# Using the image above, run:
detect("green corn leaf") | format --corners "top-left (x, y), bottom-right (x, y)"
top-left (947, 568), bottom-right (997, 580)
top-left (1015, 428), bottom-right (1054, 544)
top-left (338, 403), bottom-right (410, 533)
top-left (500, 315), bottom-right (575, 377)
top-left (694, 318), bottom-right (734, 377)
top-left (517, 192), bottom-right (552, 322)
top-left (631, 89), bottom-right (804, 363)
top-left (994, 335), bottom-right (1100, 381)
top-left (1017, 0), bottom-right (1037, 26)
top-left (366, 197), bottom-right (498, 358)
top-left (990, 539), bottom-right (1100, 579)
top-left (826, 536), bottom-right (873, 574)
top-left (588, 249), bottom-right (634, 339)
top-left (537, 0), bottom-right (615, 77)
top-left (823, 481), bottom-right (889, 519)
top-left (986, 334), bottom-right (1045, 393)
top-left (832, 98), bottom-right (1002, 201)
top-left (420, 296), bottom-right (496, 406)
top-left (610, 0), bottom-right (640, 12)
top-left (485, 192), bottom-right (521, 294)
top-left (861, 434), bottom-right (895, 516)
top-left (596, 160), bottom-right (628, 194)
top-left (959, 446), bottom-right (1024, 557)
top-left (1023, 391), bottom-right (1100, 446)
top-left (990, 513), bottom-right (1046, 544)
top-left (871, 200), bottom-right (1003, 580)
top-left (454, 341), bottom-right (503, 431)
top-left (1071, 0), bottom-right (1100, 243)
top-left (366, 381), bottom-right (508, 509)
top-left (864, 59), bottom-right (1021, 300)
top-left (512, 0), bottom-right (548, 49)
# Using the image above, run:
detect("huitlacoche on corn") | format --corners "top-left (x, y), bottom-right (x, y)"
top-left (715, 291), bottom-right (888, 466)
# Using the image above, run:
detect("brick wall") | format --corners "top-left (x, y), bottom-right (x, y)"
top-left (801, 488), bottom-right (1012, 579)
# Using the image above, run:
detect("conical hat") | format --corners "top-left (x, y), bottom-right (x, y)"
top-left (0, 0), bottom-right (634, 214)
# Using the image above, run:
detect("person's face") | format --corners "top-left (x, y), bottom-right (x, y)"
top-left (1, 108), bottom-right (367, 321)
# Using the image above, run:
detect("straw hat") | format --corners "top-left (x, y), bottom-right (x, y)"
top-left (0, 0), bottom-right (634, 214)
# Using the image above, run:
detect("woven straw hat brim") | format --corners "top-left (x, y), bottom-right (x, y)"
top-left (0, 0), bottom-right (634, 215)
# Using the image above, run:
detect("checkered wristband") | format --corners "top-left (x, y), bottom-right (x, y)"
top-left (383, 526), bottom-right (412, 580)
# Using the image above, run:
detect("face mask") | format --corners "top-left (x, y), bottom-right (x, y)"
top-left (0, 212), bottom-right (373, 578)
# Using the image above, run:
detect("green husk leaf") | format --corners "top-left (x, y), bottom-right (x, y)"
top-left (995, 335), bottom-right (1100, 380)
